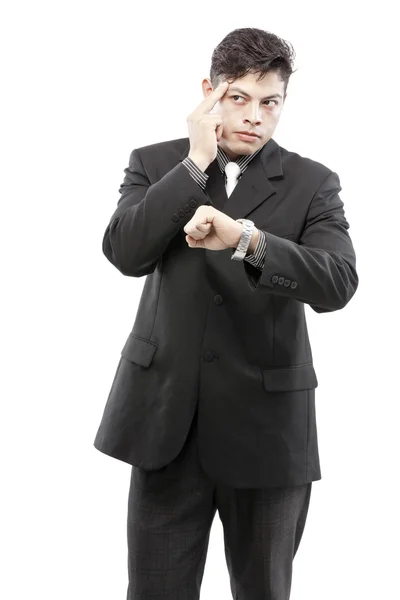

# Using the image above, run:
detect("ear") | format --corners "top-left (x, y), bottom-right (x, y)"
top-left (201, 78), bottom-right (213, 97)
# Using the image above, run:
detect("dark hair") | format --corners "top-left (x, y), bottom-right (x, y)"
top-left (210, 27), bottom-right (297, 95)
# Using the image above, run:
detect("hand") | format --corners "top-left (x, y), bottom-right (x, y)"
top-left (184, 206), bottom-right (243, 251)
top-left (186, 81), bottom-right (229, 169)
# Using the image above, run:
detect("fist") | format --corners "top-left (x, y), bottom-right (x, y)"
top-left (184, 205), bottom-right (243, 251)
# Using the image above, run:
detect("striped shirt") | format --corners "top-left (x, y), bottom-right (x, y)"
top-left (181, 146), bottom-right (267, 270)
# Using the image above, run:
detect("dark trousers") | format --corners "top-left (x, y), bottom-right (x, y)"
top-left (126, 410), bottom-right (312, 600)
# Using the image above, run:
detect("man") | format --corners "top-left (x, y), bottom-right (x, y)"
top-left (94, 27), bottom-right (358, 599)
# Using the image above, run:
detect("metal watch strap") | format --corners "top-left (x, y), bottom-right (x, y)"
top-left (231, 219), bottom-right (255, 261)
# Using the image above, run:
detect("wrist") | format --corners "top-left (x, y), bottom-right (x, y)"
top-left (232, 222), bottom-right (243, 248)
top-left (247, 228), bottom-right (260, 254)
top-left (188, 153), bottom-right (209, 172)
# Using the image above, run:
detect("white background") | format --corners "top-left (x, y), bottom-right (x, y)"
top-left (2, 1), bottom-right (399, 598)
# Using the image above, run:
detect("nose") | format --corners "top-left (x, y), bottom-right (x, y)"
top-left (244, 103), bottom-right (262, 126)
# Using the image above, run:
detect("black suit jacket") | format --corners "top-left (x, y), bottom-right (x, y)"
top-left (93, 136), bottom-right (358, 488)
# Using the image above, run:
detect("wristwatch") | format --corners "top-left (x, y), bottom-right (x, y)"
top-left (231, 218), bottom-right (255, 261)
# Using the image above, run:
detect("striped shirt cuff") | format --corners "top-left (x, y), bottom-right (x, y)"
top-left (182, 157), bottom-right (209, 189)
top-left (243, 229), bottom-right (267, 269)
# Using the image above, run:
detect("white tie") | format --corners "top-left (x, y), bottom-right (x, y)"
top-left (224, 162), bottom-right (241, 197)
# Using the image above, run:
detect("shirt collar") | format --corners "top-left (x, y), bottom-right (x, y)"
top-left (216, 144), bottom-right (264, 176)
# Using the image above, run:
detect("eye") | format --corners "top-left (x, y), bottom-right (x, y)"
top-left (231, 95), bottom-right (278, 107)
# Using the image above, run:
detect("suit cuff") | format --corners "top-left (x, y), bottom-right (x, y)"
top-left (241, 230), bottom-right (267, 289)
top-left (181, 157), bottom-right (209, 189)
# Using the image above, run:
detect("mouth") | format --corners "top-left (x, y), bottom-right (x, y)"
top-left (235, 132), bottom-right (260, 141)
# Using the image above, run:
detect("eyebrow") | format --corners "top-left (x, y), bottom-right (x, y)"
top-left (228, 87), bottom-right (283, 101)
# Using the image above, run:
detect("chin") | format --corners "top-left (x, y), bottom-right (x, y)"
top-left (233, 140), bottom-right (260, 151)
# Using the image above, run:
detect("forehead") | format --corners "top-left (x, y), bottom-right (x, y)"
top-left (227, 71), bottom-right (285, 98)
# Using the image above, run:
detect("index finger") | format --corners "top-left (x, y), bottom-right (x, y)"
top-left (195, 81), bottom-right (229, 115)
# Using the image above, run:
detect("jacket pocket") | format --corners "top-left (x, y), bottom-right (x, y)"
top-left (120, 333), bottom-right (157, 368)
top-left (262, 362), bottom-right (318, 392)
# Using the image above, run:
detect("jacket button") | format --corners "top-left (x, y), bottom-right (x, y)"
top-left (172, 214), bottom-right (179, 222)
top-left (203, 350), bottom-right (215, 362)
top-left (213, 295), bottom-right (223, 305)
top-left (271, 275), bottom-right (279, 283)
top-left (184, 204), bottom-right (191, 212)
top-left (284, 279), bottom-right (291, 287)
top-left (178, 208), bottom-right (186, 217)
top-left (278, 276), bottom-right (284, 285)
top-left (290, 281), bottom-right (298, 289)
top-left (189, 198), bottom-right (197, 207)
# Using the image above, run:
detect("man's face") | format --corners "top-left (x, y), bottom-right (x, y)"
top-left (202, 71), bottom-right (287, 160)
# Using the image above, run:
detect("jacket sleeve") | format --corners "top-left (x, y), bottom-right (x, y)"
top-left (242, 170), bottom-right (359, 312)
top-left (102, 149), bottom-right (213, 276)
